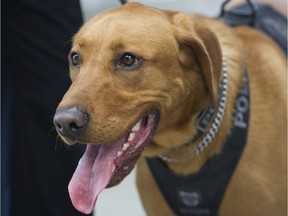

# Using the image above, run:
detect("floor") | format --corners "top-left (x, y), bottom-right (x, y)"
top-left (79, 1), bottom-right (224, 215)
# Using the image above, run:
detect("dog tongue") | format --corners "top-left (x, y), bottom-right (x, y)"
top-left (68, 142), bottom-right (121, 214)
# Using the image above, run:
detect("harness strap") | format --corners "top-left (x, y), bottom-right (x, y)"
top-left (219, 3), bottom-right (287, 54)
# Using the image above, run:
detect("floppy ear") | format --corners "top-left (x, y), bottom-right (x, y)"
top-left (171, 13), bottom-right (222, 105)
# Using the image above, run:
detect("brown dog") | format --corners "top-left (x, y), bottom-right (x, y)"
top-left (53, 2), bottom-right (286, 216)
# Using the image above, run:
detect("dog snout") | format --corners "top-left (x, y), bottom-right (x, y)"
top-left (53, 106), bottom-right (89, 139)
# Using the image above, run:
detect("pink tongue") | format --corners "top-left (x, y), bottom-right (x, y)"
top-left (68, 142), bottom-right (122, 214)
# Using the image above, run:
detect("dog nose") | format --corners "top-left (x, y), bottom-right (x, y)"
top-left (53, 106), bottom-right (89, 138)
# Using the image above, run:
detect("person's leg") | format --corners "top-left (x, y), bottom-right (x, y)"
top-left (2, 0), bottom-right (92, 215)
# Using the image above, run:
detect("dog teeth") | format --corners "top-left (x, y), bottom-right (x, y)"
top-left (122, 143), bottom-right (129, 151)
top-left (131, 120), bottom-right (141, 132)
top-left (116, 143), bottom-right (130, 159)
top-left (115, 120), bottom-right (142, 159)
top-left (117, 150), bottom-right (123, 157)
top-left (128, 132), bottom-right (135, 141)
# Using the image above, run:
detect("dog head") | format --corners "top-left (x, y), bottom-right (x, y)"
top-left (53, 2), bottom-right (222, 214)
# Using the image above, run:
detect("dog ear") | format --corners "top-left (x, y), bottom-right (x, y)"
top-left (171, 13), bottom-right (222, 105)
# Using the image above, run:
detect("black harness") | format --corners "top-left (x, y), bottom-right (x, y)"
top-left (144, 2), bottom-right (286, 216)
top-left (146, 71), bottom-right (249, 216)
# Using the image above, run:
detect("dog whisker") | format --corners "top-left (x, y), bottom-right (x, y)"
top-left (55, 135), bottom-right (60, 151)
top-left (48, 126), bottom-right (56, 136)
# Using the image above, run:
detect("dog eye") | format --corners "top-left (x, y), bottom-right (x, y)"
top-left (117, 53), bottom-right (140, 70)
top-left (70, 52), bottom-right (80, 68)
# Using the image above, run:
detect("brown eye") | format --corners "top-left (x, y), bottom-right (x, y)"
top-left (70, 52), bottom-right (80, 68)
top-left (121, 54), bottom-right (136, 66)
top-left (117, 53), bottom-right (141, 70)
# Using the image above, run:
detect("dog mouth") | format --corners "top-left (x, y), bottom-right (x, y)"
top-left (68, 110), bottom-right (159, 214)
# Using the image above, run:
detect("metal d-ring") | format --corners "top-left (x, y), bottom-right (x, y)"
top-left (221, 0), bottom-right (258, 16)
top-left (220, 0), bottom-right (258, 26)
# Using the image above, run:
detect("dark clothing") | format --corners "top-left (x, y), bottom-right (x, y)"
top-left (2, 0), bottom-right (92, 215)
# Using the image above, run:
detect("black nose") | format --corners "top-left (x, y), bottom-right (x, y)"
top-left (53, 106), bottom-right (89, 138)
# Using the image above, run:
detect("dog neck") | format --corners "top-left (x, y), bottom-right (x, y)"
top-left (158, 58), bottom-right (228, 162)
top-left (153, 56), bottom-right (244, 175)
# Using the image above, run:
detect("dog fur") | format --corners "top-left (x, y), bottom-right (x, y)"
top-left (55, 3), bottom-right (287, 216)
